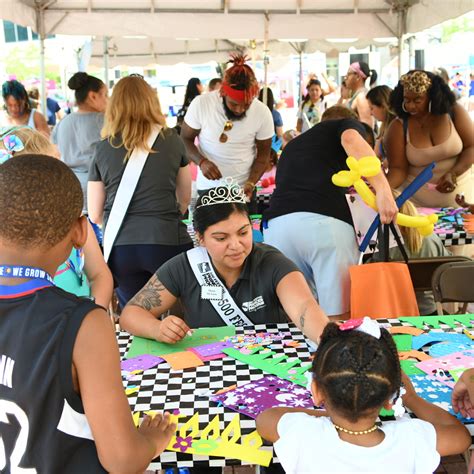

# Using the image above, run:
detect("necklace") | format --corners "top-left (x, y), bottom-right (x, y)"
top-left (333, 423), bottom-right (378, 435)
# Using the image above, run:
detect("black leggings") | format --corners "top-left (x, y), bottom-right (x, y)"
top-left (109, 243), bottom-right (193, 308)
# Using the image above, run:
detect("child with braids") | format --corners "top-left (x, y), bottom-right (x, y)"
top-left (257, 319), bottom-right (470, 473)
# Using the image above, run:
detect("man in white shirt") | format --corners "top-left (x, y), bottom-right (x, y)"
top-left (181, 54), bottom-right (274, 200)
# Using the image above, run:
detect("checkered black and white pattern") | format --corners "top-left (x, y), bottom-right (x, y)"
top-left (437, 231), bottom-right (473, 247)
top-left (118, 323), bottom-right (311, 469)
top-left (117, 319), bottom-right (474, 468)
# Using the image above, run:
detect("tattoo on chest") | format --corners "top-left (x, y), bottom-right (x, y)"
top-left (128, 276), bottom-right (165, 311)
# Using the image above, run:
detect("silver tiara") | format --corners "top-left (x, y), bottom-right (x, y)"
top-left (196, 177), bottom-right (247, 208)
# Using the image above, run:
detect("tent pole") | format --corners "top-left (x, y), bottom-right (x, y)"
top-left (263, 13), bottom-right (269, 104)
top-left (397, 5), bottom-right (408, 78)
top-left (298, 48), bottom-right (303, 108)
top-left (103, 37), bottom-right (110, 88)
top-left (38, 6), bottom-right (47, 115)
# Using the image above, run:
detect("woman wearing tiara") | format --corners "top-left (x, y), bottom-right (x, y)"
top-left (120, 179), bottom-right (329, 344)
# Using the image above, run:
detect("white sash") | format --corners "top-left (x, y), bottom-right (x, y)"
top-left (186, 247), bottom-right (253, 327)
top-left (103, 125), bottom-right (161, 262)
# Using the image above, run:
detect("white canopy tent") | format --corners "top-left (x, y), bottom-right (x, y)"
top-left (1, 0), bottom-right (472, 109)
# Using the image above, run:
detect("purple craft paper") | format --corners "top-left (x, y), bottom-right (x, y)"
top-left (188, 341), bottom-right (233, 358)
top-left (120, 354), bottom-right (164, 372)
top-left (211, 375), bottom-right (315, 419)
top-left (188, 348), bottom-right (226, 362)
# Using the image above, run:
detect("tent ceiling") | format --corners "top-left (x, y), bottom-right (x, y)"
top-left (1, 0), bottom-right (472, 39)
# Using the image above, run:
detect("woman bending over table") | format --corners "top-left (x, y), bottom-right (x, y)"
top-left (120, 181), bottom-right (329, 344)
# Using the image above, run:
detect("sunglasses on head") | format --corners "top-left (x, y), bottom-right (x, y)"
top-left (219, 120), bottom-right (233, 143)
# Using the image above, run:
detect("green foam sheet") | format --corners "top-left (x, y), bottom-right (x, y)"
top-left (126, 326), bottom-right (236, 358)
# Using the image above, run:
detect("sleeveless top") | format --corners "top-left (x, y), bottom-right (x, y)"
top-left (399, 116), bottom-right (472, 207)
top-left (27, 109), bottom-right (36, 129)
top-left (0, 287), bottom-right (105, 472)
top-left (347, 88), bottom-right (367, 111)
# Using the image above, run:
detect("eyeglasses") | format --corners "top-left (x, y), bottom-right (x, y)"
top-left (219, 120), bottom-right (233, 143)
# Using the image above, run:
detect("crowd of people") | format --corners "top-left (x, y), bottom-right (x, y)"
top-left (0, 54), bottom-right (473, 472)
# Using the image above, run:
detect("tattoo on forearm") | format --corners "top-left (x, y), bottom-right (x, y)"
top-left (128, 275), bottom-right (166, 311)
top-left (299, 308), bottom-right (306, 331)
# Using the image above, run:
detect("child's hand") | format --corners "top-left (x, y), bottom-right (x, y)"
top-left (452, 369), bottom-right (474, 418)
top-left (156, 316), bottom-right (191, 343)
top-left (139, 412), bottom-right (176, 459)
top-left (400, 372), bottom-right (416, 402)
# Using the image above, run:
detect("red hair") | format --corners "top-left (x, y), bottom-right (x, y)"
top-left (221, 54), bottom-right (259, 103)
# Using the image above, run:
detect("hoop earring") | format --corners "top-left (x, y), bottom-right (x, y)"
top-left (428, 101), bottom-right (432, 113)
top-left (402, 101), bottom-right (408, 113)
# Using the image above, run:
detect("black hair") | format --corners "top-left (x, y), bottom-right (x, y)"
top-left (2, 80), bottom-right (31, 114)
top-left (357, 62), bottom-right (378, 87)
top-left (193, 187), bottom-right (249, 235)
top-left (390, 70), bottom-right (456, 118)
top-left (182, 77), bottom-right (202, 109)
top-left (303, 79), bottom-right (324, 105)
top-left (312, 322), bottom-right (401, 423)
top-left (0, 154), bottom-right (83, 249)
top-left (68, 72), bottom-right (105, 105)
top-left (258, 87), bottom-right (275, 111)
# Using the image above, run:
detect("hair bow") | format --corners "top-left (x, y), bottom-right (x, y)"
top-left (0, 133), bottom-right (24, 164)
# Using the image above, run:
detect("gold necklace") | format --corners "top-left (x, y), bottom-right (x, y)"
top-left (333, 423), bottom-right (378, 435)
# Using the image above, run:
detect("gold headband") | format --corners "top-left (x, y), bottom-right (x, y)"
top-left (400, 71), bottom-right (432, 95)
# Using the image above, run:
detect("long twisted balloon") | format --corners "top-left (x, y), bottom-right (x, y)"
top-left (332, 156), bottom-right (438, 236)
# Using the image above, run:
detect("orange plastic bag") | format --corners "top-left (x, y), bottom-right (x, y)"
top-left (350, 261), bottom-right (419, 319)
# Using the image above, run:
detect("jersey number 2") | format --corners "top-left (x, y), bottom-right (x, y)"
top-left (0, 400), bottom-right (37, 473)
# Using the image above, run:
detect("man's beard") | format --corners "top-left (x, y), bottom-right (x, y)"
top-left (222, 97), bottom-right (246, 121)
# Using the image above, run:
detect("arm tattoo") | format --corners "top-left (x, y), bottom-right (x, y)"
top-left (128, 275), bottom-right (166, 312)
top-left (299, 308), bottom-right (306, 331)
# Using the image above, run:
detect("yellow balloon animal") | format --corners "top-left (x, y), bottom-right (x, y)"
top-left (332, 156), bottom-right (438, 236)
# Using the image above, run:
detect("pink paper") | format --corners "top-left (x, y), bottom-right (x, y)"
top-left (416, 350), bottom-right (474, 388)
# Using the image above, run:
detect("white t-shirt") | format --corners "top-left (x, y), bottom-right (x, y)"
top-left (184, 90), bottom-right (274, 190)
top-left (274, 413), bottom-right (440, 474)
top-left (297, 100), bottom-right (325, 133)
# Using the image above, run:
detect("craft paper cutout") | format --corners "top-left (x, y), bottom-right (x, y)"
top-left (223, 332), bottom-right (289, 350)
top-left (126, 326), bottom-right (236, 358)
top-left (162, 351), bottom-right (204, 371)
top-left (400, 359), bottom-right (425, 375)
top-left (211, 375), bottom-right (315, 419)
top-left (222, 346), bottom-right (311, 387)
top-left (163, 412), bottom-right (272, 466)
top-left (412, 332), bottom-right (470, 351)
top-left (416, 350), bottom-right (474, 388)
top-left (187, 340), bottom-right (233, 361)
top-left (120, 354), bottom-right (164, 372)
top-left (409, 374), bottom-right (469, 422)
top-left (393, 334), bottom-right (412, 352)
top-left (398, 315), bottom-right (474, 330)
top-left (389, 326), bottom-right (424, 336)
top-left (429, 341), bottom-right (474, 358)
top-left (398, 350), bottom-right (432, 361)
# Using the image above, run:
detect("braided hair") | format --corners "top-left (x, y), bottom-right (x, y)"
top-left (222, 54), bottom-right (259, 102)
top-left (312, 322), bottom-right (401, 423)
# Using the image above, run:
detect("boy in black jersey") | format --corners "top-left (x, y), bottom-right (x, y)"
top-left (0, 155), bottom-right (175, 473)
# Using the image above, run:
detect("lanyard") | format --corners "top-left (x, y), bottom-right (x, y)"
top-left (0, 265), bottom-right (55, 298)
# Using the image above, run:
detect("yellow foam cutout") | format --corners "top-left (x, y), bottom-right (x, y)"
top-left (166, 412), bottom-right (272, 466)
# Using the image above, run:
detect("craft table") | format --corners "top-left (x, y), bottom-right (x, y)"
top-left (118, 317), bottom-right (474, 469)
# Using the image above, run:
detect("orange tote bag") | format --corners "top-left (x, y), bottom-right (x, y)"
top-left (350, 224), bottom-right (419, 319)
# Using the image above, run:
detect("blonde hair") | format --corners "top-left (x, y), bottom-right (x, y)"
top-left (394, 191), bottom-right (423, 254)
top-left (0, 126), bottom-right (55, 156)
top-left (102, 76), bottom-right (167, 160)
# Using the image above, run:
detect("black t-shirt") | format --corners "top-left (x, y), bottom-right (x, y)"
top-left (264, 118), bottom-right (366, 226)
top-left (0, 287), bottom-right (105, 473)
top-left (157, 243), bottom-right (300, 327)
